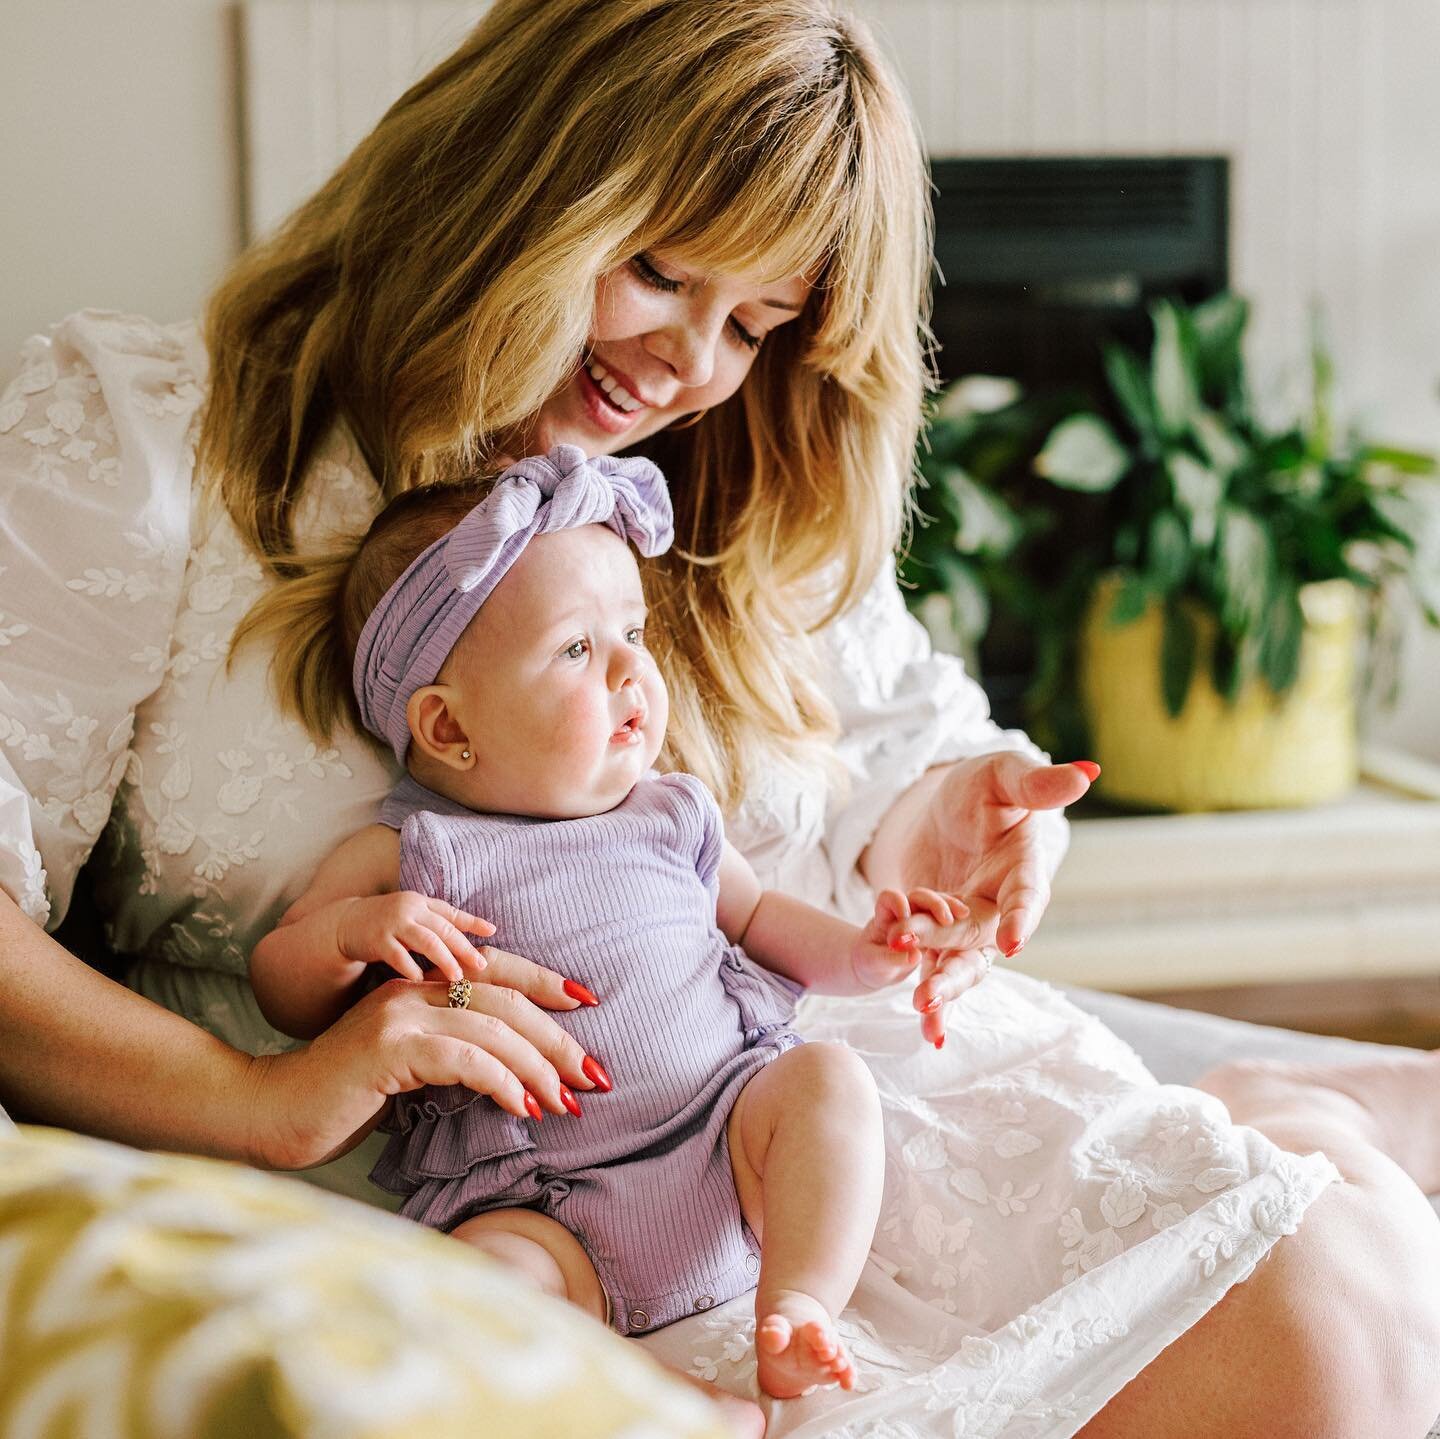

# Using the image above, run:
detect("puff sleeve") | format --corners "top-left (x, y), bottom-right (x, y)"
top-left (0, 312), bottom-right (202, 929)
top-left (819, 564), bottom-right (1070, 923)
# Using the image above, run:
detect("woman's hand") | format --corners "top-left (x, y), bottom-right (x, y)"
top-left (853, 888), bottom-right (989, 1047)
top-left (243, 952), bottom-right (610, 1171)
top-left (894, 753), bottom-right (1098, 1032)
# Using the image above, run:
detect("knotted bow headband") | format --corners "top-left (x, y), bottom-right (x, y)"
top-left (353, 444), bottom-right (673, 765)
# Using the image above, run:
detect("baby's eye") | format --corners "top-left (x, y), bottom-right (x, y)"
top-left (625, 626), bottom-right (646, 647)
top-left (563, 638), bottom-right (589, 660)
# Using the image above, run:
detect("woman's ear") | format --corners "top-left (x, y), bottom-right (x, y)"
top-left (406, 685), bottom-right (475, 770)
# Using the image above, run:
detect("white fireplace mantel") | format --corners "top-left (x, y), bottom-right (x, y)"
top-left (1018, 746), bottom-right (1440, 992)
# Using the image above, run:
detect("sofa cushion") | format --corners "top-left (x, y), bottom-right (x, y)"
top-left (0, 1124), bottom-right (728, 1438)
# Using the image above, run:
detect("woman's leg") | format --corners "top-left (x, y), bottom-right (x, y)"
top-left (452, 1208), bottom-right (766, 1439)
top-left (1076, 1059), bottom-right (1440, 1439)
top-left (726, 1041), bottom-right (886, 1399)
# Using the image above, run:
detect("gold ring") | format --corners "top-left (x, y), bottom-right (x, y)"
top-left (447, 977), bottom-right (472, 1009)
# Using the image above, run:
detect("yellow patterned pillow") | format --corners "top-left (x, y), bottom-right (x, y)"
top-left (0, 1125), bottom-right (729, 1438)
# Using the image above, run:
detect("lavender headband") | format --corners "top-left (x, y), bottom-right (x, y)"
top-left (353, 443), bottom-right (673, 764)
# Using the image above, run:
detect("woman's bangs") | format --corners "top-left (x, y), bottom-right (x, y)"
top-left (650, 112), bottom-right (855, 293)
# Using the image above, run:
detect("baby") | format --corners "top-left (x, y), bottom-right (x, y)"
top-left (250, 446), bottom-right (974, 1401)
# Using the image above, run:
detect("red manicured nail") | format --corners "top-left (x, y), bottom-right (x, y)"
top-left (1003, 938), bottom-right (1026, 958)
top-left (560, 1086), bottom-right (582, 1117)
top-left (1072, 760), bottom-right (1101, 781)
top-left (523, 1090), bottom-right (543, 1121)
top-left (921, 996), bottom-right (942, 1013)
top-left (888, 931), bottom-right (917, 952)
top-left (582, 1055), bottom-right (612, 1092)
top-left (563, 979), bottom-right (599, 1006)
top-left (933, 1034), bottom-right (946, 1050)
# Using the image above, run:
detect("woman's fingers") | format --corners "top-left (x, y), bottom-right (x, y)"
top-left (916, 948), bottom-right (995, 1046)
top-left (401, 1030), bottom-right (537, 1120)
top-left (995, 861), bottom-right (1050, 958)
top-left (415, 979), bottom-right (599, 1100)
top-left (479, 945), bottom-right (600, 1013)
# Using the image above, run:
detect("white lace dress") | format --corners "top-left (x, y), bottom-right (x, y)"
top-left (0, 311), bottom-right (1338, 1438)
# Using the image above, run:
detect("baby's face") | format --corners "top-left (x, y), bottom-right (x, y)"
top-left (434, 524), bottom-right (669, 818)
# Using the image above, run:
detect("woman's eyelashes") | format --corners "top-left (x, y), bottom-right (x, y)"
top-left (630, 253), bottom-right (764, 351)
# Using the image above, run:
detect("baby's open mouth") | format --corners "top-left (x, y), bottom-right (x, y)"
top-left (611, 709), bottom-right (646, 743)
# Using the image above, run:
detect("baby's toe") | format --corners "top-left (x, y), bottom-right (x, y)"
top-left (800, 1320), bottom-right (836, 1358)
top-left (757, 1314), bottom-right (793, 1355)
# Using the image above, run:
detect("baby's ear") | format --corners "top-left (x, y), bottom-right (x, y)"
top-left (406, 685), bottom-right (474, 770)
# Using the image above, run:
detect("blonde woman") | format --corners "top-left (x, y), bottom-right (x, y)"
top-left (1, 3), bottom-right (1438, 1436)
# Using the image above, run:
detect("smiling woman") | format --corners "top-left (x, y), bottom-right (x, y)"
top-left (2, 2), bottom-right (1439, 1438)
top-left (565, 252), bottom-right (810, 441)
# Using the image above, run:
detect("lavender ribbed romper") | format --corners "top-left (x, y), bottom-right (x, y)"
top-left (368, 771), bottom-right (805, 1335)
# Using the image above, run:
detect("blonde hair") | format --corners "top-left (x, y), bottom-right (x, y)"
top-left (213, 0), bottom-right (932, 809)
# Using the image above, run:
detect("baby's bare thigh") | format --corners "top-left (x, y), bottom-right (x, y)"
top-left (726, 1043), bottom-right (880, 1237)
top-left (451, 1207), bottom-right (608, 1322)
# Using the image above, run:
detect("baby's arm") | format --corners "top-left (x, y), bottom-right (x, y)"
top-left (249, 824), bottom-right (491, 1039)
top-left (715, 841), bottom-right (973, 1000)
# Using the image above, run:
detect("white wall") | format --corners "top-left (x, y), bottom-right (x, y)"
top-left (0, 2), bottom-right (242, 374)
top-left (4, 0), bottom-right (1436, 757)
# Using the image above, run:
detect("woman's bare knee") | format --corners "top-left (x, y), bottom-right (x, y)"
top-left (451, 1208), bottom-right (608, 1322)
top-left (1078, 1178), bottom-right (1440, 1439)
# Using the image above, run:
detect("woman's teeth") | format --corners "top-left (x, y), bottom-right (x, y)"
top-left (587, 361), bottom-right (643, 413)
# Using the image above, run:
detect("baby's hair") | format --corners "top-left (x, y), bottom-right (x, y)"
top-left (339, 480), bottom-right (493, 663)
top-left (231, 478), bottom-right (493, 745)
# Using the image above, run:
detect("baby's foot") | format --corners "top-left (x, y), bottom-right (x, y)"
top-left (754, 1288), bottom-right (855, 1399)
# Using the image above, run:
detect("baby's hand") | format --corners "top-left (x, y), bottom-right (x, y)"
top-left (334, 892), bottom-right (494, 982)
top-left (853, 888), bottom-right (991, 1049)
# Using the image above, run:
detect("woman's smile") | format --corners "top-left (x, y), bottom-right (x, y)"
top-left (578, 360), bottom-right (648, 436)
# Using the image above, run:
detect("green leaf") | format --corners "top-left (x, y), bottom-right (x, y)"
top-left (1160, 600), bottom-right (1198, 716)
top-left (1191, 410), bottom-right (1248, 478)
top-left (1108, 572), bottom-right (1150, 626)
top-left (1146, 510), bottom-right (1191, 593)
top-left (1167, 452), bottom-right (1223, 547)
top-left (1259, 582), bottom-right (1305, 694)
top-left (1151, 301), bottom-right (1202, 436)
top-left (1211, 631), bottom-right (1242, 703)
top-left (1034, 414), bottom-right (1131, 491)
top-left (1216, 505), bottom-right (1273, 632)
top-left (1189, 293), bottom-right (1249, 403)
top-left (1102, 344), bottom-right (1158, 441)
top-left (934, 464), bottom-right (1025, 557)
top-left (1362, 444), bottom-right (1439, 477)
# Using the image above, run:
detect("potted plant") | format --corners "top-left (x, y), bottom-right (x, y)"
top-left (903, 294), bottom-right (1440, 810)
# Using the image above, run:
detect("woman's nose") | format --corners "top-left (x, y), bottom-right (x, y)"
top-left (648, 315), bottom-right (718, 390)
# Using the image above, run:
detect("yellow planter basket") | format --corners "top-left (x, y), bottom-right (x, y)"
top-left (1080, 576), bottom-right (1359, 811)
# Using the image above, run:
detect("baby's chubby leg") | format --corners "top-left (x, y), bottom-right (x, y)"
top-left (450, 1207), bottom-right (609, 1321)
top-left (451, 1209), bottom-right (767, 1439)
top-left (727, 1042), bottom-right (885, 1399)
